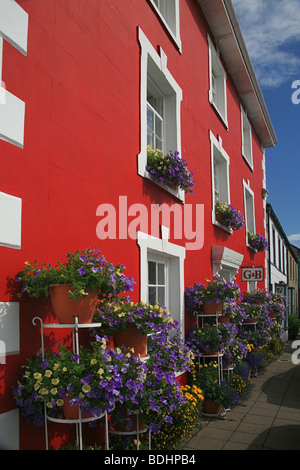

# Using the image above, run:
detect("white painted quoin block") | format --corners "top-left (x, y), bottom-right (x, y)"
top-left (0, 409), bottom-right (19, 449)
top-left (0, 302), bottom-right (20, 360)
top-left (0, 191), bottom-right (22, 249)
top-left (0, 0), bottom-right (28, 148)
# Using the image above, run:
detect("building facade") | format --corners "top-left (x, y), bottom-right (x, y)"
top-left (288, 246), bottom-right (299, 317)
top-left (0, 0), bottom-right (277, 449)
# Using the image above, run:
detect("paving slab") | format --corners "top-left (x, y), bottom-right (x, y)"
top-left (182, 340), bottom-right (300, 451)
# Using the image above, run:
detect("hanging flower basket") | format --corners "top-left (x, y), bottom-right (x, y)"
top-left (49, 283), bottom-right (98, 324)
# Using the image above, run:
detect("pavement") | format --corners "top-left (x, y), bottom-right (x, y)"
top-left (182, 339), bottom-right (300, 450)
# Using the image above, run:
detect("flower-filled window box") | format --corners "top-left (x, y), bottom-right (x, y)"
top-left (146, 146), bottom-right (195, 195)
top-left (247, 232), bottom-right (269, 252)
top-left (215, 200), bottom-right (245, 232)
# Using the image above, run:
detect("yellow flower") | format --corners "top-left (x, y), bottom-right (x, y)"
top-left (82, 384), bottom-right (91, 394)
top-left (33, 372), bottom-right (42, 381)
top-left (39, 388), bottom-right (49, 395)
top-left (50, 388), bottom-right (58, 395)
top-left (90, 359), bottom-right (97, 365)
top-left (44, 370), bottom-right (52, 377)
top-left (57, 399), bottom-right (64, 407)
top-left (97, 368), bottom-right (104, 376)
top-left (51, 378), bottom-right (59, 386)
top-left (62, 367), bottom-right (68, 372)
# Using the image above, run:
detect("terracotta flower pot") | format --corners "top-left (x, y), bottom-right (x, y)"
top-left (49, 283), bottom-right (98, 324)
top-left (268, 311), bottom-right (276, 319)
top-left (202, 399), bottom-right (222, 416)
top-left (63, 397), bottom-right (93, 420)
top-left (113, 326), bottom-right (148, 357)
top-left (113, 411), bottom-right (146, 433)
top-left (218, 315), bottom-right (230, 325)
top-left (201, 347), bottom-right (221, 356)
top-left (203, 300), bottom-right (222, 315)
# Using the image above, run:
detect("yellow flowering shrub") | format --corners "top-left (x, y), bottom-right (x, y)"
top-left (151, 384), bottom-right (204, 450)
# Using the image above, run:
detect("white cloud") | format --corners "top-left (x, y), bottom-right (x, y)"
top-left (232, 0), bottom-right (300, 88)
top-left (288, 234), bottom-right (300, 247)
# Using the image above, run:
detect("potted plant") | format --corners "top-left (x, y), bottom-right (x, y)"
top-left (186, 277), bottom-right (242, 315)
top-left (239, 303), bottom-right (264, 324)
top-left (109, 328), bottom-right (190, 435)
top-left (93, 299), bottom-right (177, 357)
top-left (146, 146), bottom-right (195, 194)
top-left (187, 324), bottom-right (230, 357)
top-left (247, 232), bottom-right (269, 252)
top-left (151, 384), bottom-right (204, 450)
top-left (215, 200), bottom-right (245, 231)
top-left (15, 249), bottom-right (134, 324)
top-left (13, 336), bottom-right (143, 424)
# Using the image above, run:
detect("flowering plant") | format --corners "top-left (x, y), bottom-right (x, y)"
top-left (147, 330), bottom-right (194, 374)
top-left (248, 232), bottom-right (269, 252)
top-left (239, 302), bottom-right (265, 322)
top-left (110, 329), bottom-right (192, 434)
top-left (15, 249), bottom-right (134, 301)
top-left (151, 384), bottom-right (204, 450)
top-left (195, 362), bottom-right (239, 408)
top-left (146, 146), bottom-right (195, 194)
top-left (93, 300), bottom-right (176, 336)
top-left (215, 200), bottom-right (245, 231)
top-left (187, 324), bottom-right (231, 356)
top-left (223, 333), bottom-right (249, 368)
top-left (13, 336), bottom-right (145, 426)
top-left (185, 278), bottom-right (242, 311)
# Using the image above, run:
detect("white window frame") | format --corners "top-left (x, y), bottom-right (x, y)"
top-left (148, 0), bottom-right (182, 52)
top-left (208, 35), bottom-right (228, 127)
top-left (243, 180), bottom-right (256, 249)
top-left (137, 226), bottom-right (185, 334)
top-left (241, 106), bottom-right (253, 169)
top-left (138, 27), bottom-right (184, 201)
top-left (210, 131), bottom-right (231, 232)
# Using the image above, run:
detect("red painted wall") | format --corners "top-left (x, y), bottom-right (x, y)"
top-left (0, 0), bottom-right (267, 449)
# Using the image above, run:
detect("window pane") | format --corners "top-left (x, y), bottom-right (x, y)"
top-left (155, 115), bottom-right (163, 139)
top-left (158, 286), bottom-right (165, 305)
top-left (157, 263), bottom-right (165, 285)
top-left (148, 286), bottom-right (156, 305)
top-left (147, 128), bottom-right (154, 147)
top-left (155, 137), bottom-right (163, 150)
top-left (147, 105), bottom-right (154, 130)
top-left (148, 261), bottom-right (156, 284)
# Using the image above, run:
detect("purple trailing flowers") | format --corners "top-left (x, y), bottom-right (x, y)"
top-left (146, 146), bottom-right (195, 194)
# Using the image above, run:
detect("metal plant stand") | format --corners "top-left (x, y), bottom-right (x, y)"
top-left (32, 316), bottom-right (109, 450)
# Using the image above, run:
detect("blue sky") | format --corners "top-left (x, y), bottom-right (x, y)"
top-left (232, 0), bottom-right (300, 249)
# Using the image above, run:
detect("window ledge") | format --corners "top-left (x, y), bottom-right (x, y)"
top-left (242, 154), bottom-right (254, 171)
top-left (144, 171), bottom-right (185, 202)
top-left (246, 242), bottom-right (257, 253)
top-left (209, 99), bottom-right (228, 130)
top-left (212, 214), bottom-right (232, 234)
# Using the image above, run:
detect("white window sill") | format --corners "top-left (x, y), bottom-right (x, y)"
top-left (212, 214), bottom-right (232, 234)
top-left (209, 99), bottom-right (228, 130)
top-left (242, 154), bottom-right (254, 171)
top-left (145, 171), bottom-right (185, 203)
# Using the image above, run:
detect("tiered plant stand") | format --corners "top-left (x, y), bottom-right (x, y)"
top-left (108, 353), bottom-right (152, 450)
top-left (195, 311), bottom-right (225, 417)
top-left (32, 316), bottom-right (109, 450)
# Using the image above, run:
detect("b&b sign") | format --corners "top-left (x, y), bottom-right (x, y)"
top-left (241, 267), bottom-right (264, 282)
